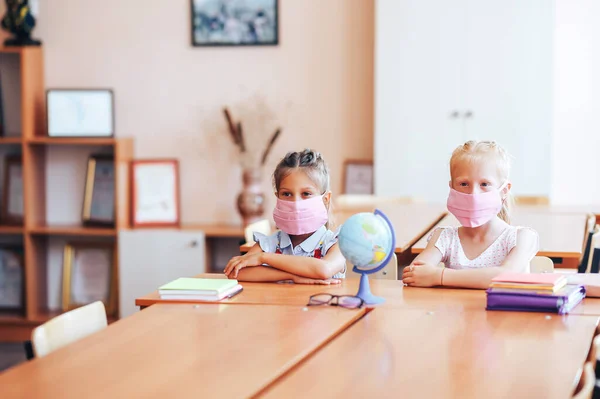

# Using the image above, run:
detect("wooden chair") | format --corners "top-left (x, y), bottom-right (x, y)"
top-left (530, 256), bottom-right (554, 273)
top-left (244, 219), bottom-right (272, 245)
top-left (31, 301), bottom-right (108, 358)
top-left (589, 232), bottom-right (600, 274)
top-left (514, 196), bottom-right (550, 206)
top-left (573, 361), bottom-right (595, 399)
top-left (240, 219), bottom-right (273, 254)
top-left (587, 332), bottom-right (600, 367)
top-left (346, 253), bottom-right (398, 280)
top-left (579, 217), bottom-right (600, 273)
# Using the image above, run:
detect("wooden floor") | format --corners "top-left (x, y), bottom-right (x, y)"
top-left (0, 343), bottom-right (26, 372)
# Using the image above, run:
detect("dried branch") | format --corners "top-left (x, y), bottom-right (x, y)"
top-left (223, 108), bottom-right (240, 147)
top-left (261, 128), bottom-right (281, 165)
top-left (237, 122), bottom-right (246, 152)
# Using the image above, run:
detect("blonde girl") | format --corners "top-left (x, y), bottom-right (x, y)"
top-left (402, 140), bottom-right (539, 289)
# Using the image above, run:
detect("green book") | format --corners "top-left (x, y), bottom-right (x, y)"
top-left (158, 278), bottom-right (238, 295)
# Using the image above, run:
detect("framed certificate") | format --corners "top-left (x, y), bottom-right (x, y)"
top-left (343, 160), bottom-right (374, 195)
top-left (2, 156), bottom-right (23, 224)
top-left (0, 247), bottom-right (24, 311)
top-left (46, 89), bottom-right (114, 137)
top-left (131, 159), bottom-right (180, 228)
top-left (82, 155), bottom-right (115, 225)
top-left (62, 243), bottom-right (115, 315)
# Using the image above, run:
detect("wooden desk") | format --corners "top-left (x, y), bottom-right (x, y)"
top-left (135, 277), bottom-right (600, 316)
top-left (183, 223), bottom-right (244, 237)
top-left (0, 304), bottom-right (366, 398)
top-left (240, 203), bottom-right (447, 257)
top-left (412, 212), bottom-right (588, 264)
top-left (376, 203), bottom-right (447, 253)
top-left (260, 309), bottom-right (599, 399)
top-left (135, 277), bottom-right (459, 310)
top-left (513, 204), bottom-right (600, 217)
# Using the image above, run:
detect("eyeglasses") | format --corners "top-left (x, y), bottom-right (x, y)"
top-left (307, 294), bottom-right (364, 309)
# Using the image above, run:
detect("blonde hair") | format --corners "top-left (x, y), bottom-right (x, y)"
top-left (273, 149), bottom-right (334, 229)
top-left (449, 140), bottom-right (513, 223)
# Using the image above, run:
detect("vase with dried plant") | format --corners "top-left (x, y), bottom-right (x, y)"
top-left (223, 107), bottom-right (281, 227)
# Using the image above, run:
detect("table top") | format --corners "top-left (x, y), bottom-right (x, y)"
top-left (412, 211), bottom-right (588, 258)
top-left (260, 308), bottom-right (599, 399)
top-left (0, 304), bottom-right (366, 398)
top-left (136, 276), bottom-right (600, 316)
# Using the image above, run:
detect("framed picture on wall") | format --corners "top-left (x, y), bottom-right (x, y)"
top-left (0, 247), bottom-right (24, 312)
top-left (130, 159), bottom-right (180, 228)
top-left (82, 155), bottom-right (115, 226)
top-left (46, 89), bottom-right (115, 137)
top-left (62, 243), bottom-right (115, 315)
top-left (343, 160), bottom-right (374, 195)
top-left (190, 0), bottom-right (278, 46)
top-left (3, 156), bottom-right (24, 225)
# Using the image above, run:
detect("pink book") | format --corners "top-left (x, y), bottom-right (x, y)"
top-left (490, 273), bottom-right (567, 291)
top-left (491, 273), bottom-right (566, 285)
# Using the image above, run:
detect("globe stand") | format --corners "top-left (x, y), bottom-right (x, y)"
top-left (340, 208), bottom-right (396, 306)
top-left (356, 271), bottom-right (385, 305)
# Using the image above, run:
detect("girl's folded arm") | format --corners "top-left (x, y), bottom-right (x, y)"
top-left (225, 242), bottom-right (289, 282)
top-left (409, 229), bottom-right (444, 268)
top-left (261, 244), bottom-right (346, 280)
top-left (233, 266), bottom-right (298, 282)
top-left (498, 228), bottom-right (539, 271)
top-left (442, 229), bottom-right (539, 289)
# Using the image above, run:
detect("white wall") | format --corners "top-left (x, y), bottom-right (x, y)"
top-left (374, 0), bottom-right (554, 203)
top-left (551, 1), bottom-right (600, 205)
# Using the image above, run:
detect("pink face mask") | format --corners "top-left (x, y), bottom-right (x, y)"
top-left (273, 195), bottom-right (328, 235)
top-left (447, 182), bottom-right (508, 228)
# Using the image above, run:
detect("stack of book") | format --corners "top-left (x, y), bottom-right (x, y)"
top-left (159, 278), bottom-right (243, 301)
top-left (486, 273), bottom-right (585, 314)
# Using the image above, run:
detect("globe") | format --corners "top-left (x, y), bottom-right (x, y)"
top-left (338, 209), bottom-right (396, 304)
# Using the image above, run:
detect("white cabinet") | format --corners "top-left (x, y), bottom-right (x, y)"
top-left (375, 0), bottom-right (553, 202)
top-left (118, 230), bottom-right (205, 318)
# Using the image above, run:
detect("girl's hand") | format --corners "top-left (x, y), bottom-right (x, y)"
top-left (291, 275), bottom-right (341, 285)
top-left (402, 260), bottom-right (443, 287)
top-left (224, 253), bottom-right (264, 279)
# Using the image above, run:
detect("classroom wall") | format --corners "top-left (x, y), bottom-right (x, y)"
top-left (373, 0), bottom-right (554, 203)
top-left (373, 0), bottom-right (600, 206)
top-left (0, 0), bottom-right (375, 224)
top-left (551, 0), bottom-right (600, 205)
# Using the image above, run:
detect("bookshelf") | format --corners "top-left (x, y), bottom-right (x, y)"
top-left (0, 47), bottom-right (133, 341)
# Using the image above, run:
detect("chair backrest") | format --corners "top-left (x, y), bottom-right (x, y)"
top-left (586, 333), bottom-right (600, 365)
top-left (530, 256), bottom-right (554, 273)
top-left (589, 232), bottom-right (600, 274)
top-left (244, 219), bottom-right (272, 245)
top-left (345, 253), bottom-right (398, 280)
top-left (32, 301), bottom-right (108, 358)
top-left (573, 361), bottom-right (595, 399)
top-left (578, 216), bottom-right (598, 273)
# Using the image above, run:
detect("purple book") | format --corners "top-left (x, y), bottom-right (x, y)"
top-left (486, 284), bottom-right (586, 314)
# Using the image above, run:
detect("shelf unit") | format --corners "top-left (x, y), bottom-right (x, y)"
top-left (0, 47), bottom-right (133, 341)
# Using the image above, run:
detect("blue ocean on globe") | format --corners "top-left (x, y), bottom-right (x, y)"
top-left (338, 212), bottom-right (393, 271)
